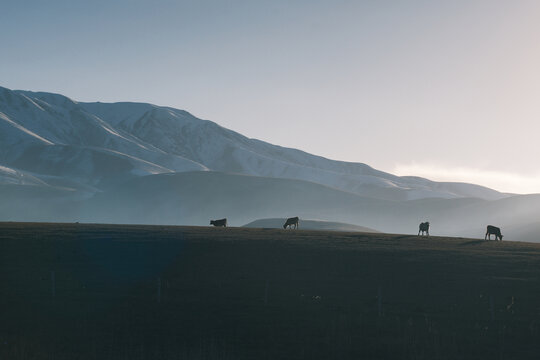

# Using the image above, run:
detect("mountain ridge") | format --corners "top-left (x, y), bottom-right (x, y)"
top-left (0, 85), bottom-right (505, 201)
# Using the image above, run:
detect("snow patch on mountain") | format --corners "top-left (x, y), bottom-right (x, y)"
top-left (0, 165), bottom-right (49, 186)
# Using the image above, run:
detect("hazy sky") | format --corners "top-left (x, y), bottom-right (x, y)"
top-left (2, 0), bottom-right (540, 193)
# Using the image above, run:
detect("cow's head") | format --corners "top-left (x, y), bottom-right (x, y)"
top-left (210, 220), bottom-right (215, 225)
top-left (283, 224), bottom-right (287, 229)
top-left (499, 234), bottom-right (504, 240)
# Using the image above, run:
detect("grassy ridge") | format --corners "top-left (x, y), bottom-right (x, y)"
top-left (2, 223), bottom-right (540, 359)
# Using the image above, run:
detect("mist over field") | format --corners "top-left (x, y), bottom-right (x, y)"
top-left (0, 86), bottom-right (539, 242)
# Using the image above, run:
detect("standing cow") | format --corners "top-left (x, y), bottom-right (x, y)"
top-left (418, 222), bottom-right (430, 236)
top-left (210, 218), bottom-right (227, 227)
top-left (485, 225), bottom-right (503, 241)
top-left (283, 216), bottom-right (299, 229)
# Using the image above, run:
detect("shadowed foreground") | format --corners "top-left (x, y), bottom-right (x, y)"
top-left (2, 222), bottom-right (540, 359)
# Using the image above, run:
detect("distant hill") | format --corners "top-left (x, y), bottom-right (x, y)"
top-left (79, 171), bottom-right (395, 227)
top-left (243, 218), bottom-right (379, 232)
top-left (0, 170), bottom-right (537, 242)
top-left (77, 171), bottom-right (540, 241)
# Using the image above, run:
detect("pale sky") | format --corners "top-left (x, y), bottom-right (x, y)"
top-left (2, 0), bottom-right (540, 193)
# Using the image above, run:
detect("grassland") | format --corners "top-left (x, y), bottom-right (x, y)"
top-left (2, 222), bottom-right (540, 359)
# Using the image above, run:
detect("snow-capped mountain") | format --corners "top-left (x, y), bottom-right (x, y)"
top-left (3, 86), bottom-right (540, 241)
top-left (0, 86), bottom-right (504, 200)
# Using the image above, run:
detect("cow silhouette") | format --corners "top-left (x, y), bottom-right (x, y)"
top-left (418, 222), bottom-right (430, 236)
top-left (485, 225), bottom-right (503, 241)
top-left (283, 217), bottom-right (299, 229)
top-left (210, 218), bottom-right (227, 227)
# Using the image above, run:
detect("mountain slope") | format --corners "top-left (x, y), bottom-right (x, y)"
top-left (81, 101), bottom-right (505, 200)
top-left (243, 218), bottom-right (380, 232)
top-left (0, 86), bottom-right (505, 200)
top-left (0, 87), bottom-right (206, 190)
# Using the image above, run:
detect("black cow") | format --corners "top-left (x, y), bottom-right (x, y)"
top-left (283, 216), bottom-right (299, 229)
top-left (210, 218), bottom-right (227, 227)
top-left (485, 225), bottom-right (503, 241)
top-left (418, 222), bottom-right (430, 236)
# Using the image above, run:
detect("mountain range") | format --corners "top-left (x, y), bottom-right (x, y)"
top-left (1, 86), bottom-right (538, 241)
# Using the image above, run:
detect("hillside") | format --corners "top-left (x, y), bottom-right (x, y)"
top-left (243, 218), bottom-right (380, 232)
top-left (79, 171), bottom-right (540, 240)
top-left (80, 171), bottom-right (395, 227)
top-left (3, 222), bottom-right (540, 359)
top-left (0, 86), bottom-right (505, 201)
top-left (1, 170), bottom-right (538, 241)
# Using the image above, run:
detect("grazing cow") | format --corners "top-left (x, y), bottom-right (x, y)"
top-left (283, 216), bottom-right (299, 229)
top-left (418, 222), bottom-right (430, 236)
top-left (210, 218), bottom-right (227, 227)
top-left (485, 225), bottom-right (503, 241)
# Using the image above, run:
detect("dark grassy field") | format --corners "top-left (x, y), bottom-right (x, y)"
top-left (2, 222), bottom-right (540, 359)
